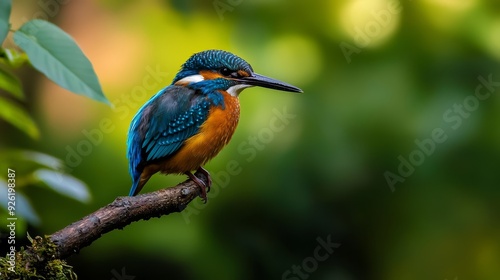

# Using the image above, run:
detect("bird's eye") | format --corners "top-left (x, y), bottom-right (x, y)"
top-left (220, 67), bottom-right (234, 77)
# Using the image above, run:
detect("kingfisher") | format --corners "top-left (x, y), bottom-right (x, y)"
top-left (127, 50), bottom-right (302, 202)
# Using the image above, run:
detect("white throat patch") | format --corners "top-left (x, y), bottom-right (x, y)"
top-left (227, 84), bottom-right (252, 97)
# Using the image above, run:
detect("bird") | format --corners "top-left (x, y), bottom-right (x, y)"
top-left (127, 49), bottom-right (302, 202)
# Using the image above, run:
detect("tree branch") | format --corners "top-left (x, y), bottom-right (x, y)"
top-left (50, 171), bottom-right (207, 259)
top-left (48, 172), bottom-right (207, 259)
top-left (1, 172), bottom-right (208, 278)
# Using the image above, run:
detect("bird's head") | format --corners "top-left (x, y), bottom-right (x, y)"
top-left (172, 50), bottom-right (302, 96)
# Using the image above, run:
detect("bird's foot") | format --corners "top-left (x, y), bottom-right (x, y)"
top-left (196, 167), bottom-right (212, 193)
top-left (186, 169), bottom-right (211, 203)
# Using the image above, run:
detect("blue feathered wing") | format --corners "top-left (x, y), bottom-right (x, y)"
top-left (127, 85), bottom-right (211, 196)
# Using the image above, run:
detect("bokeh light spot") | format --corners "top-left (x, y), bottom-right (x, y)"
top-left (338, 0), bottom-right (401, 48)
top-left (259, 34), bottom-right (322, 86)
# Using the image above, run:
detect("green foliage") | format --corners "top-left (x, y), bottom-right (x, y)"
top-left (13, 20), bottom-right (110, 105)
top-left (0, 180), bottom-right (40, 226)
top-left (0, 48), bottom-right (29, 68)
top-left (0, 97), bottom-right (39, 139)
top-left (0, 67), bottom-right (23, 100)
top-left (0, 3), bottom-right (110, 138)
top-left (0, 150), bottom-right (91, 230)
top-left (0, 0), bottom-right (10, 44)
top-left (0, 3), bottom-right (103, 230)
top-left (35, 169), bottom-right (90, 203)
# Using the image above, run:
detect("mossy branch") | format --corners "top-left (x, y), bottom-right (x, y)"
top-left (0, 172), bottom-right (207, 279)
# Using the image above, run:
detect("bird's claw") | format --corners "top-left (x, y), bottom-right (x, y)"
top-left (186, 168), bottom-right (212, 204)
top-left (200, 184), bottom-right (208, 203)
top-left (196, 167), bottom-right (212, 193)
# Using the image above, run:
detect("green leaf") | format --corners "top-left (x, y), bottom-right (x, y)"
top-left (34, 169), bottom-right (91, 203)
top-left (0, 150), bottom-right (66, 181)
top-left (0, 180), bottom-right (41, 225)
top-left (13, 19), bottom-right (110, 104)
top-left (1, 48), bottom-right (30, 68)
top-left (0, 0), bottom-right (11, 44)
top-left (0, 96), bottom-right (39, 139)
top-left (0, 67), bottom-right (24, 99)
top-left (21, 151), bottom-right (64, 170)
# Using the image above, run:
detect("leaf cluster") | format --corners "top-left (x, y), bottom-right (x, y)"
top-left (0, 1), bottom-right (107, 233)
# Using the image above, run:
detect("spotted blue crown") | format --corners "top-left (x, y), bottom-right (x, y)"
top-left (172, 50), bottom-right (253, 84)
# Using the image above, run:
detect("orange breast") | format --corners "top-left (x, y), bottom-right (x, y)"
top-left (154, 91), bottom-right (240, 174)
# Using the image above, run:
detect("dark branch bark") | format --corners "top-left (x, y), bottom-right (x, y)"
top-left (49, 171), bottom-right (207, 259)
top-left (0, 172), bottom-right (208, 278)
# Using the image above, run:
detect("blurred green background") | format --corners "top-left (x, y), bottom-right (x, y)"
top-left (1, 0), bottom-right (500, 279)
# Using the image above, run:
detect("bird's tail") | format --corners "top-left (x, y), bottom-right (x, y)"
top-left (129, 177), bottom-right (141, 196)
top-left (129, 172), bottom-right (151, 196)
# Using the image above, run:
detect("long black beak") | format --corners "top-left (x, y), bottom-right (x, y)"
top-left (236, 73), bottom-right (303, 93)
